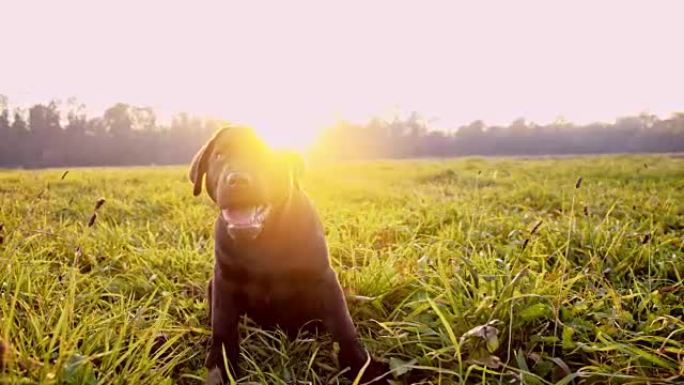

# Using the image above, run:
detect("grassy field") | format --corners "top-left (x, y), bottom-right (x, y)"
top-left (1, 155), bottom-right (683, 385)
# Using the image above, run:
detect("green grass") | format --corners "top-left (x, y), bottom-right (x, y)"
top-left (1, 155), bottom-right (683, 384)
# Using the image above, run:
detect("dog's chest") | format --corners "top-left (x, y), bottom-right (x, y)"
top-left (236, 271), bottom-right (306, 309)
top-left (241, 276), bottom-right (277, 307)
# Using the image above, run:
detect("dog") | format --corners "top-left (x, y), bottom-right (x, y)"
top-left (189, 126), bottom-right (389, 384)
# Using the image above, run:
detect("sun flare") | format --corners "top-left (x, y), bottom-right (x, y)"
top-left (252, 125), bottom-right (318, 153)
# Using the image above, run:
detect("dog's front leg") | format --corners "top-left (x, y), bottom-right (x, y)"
top-left (319, 272), bottom-right (388, 384)
top-left (205, 274), bottom-right (242, 384)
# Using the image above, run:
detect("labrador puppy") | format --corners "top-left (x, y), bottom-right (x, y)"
top-left (189, 126), bottom-right (388, 384)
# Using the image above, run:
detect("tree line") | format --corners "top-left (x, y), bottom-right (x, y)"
top-left (312, 112), bottom-right (684, 160)
top-left (1, 95), bottom-right (683, 168)
top-left (0, 97), bottom-right (222, 168)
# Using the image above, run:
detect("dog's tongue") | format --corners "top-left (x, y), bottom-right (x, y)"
top-left (222, 207), bottom-right (255, 226)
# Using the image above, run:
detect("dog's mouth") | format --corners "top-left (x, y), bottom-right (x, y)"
top-left (221, 205), bottom-right (271, 239)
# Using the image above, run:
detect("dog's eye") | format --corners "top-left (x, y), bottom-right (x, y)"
top-left (215, 153), bottom-right (224, 160)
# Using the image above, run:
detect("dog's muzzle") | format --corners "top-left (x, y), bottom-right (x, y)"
top-left (221, 205), bottom-right (271, 240)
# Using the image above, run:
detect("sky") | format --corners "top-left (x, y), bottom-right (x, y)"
top-left (1, 0), bottom-right (683, 148)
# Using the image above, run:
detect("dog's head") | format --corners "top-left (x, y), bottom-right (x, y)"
top-left (189, 126), bottom-right (304, 240)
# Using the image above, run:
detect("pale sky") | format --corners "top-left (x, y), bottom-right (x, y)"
top-left (1, 0), bottom-right (683, 148)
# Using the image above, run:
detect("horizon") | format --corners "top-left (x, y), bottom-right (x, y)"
top-left (2, 0), bottom-right (683, 149)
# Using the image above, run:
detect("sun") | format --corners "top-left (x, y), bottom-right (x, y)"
top-left (253, 125), bottom-right (318, 153)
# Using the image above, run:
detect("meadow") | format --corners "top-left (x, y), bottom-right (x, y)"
top-left (1, 155), bottom-right (683, 384)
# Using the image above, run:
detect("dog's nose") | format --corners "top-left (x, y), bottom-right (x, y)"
top-left (227, 173), bottom-right (251, 188)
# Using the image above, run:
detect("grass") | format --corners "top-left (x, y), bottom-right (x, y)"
top-left (1, 155), bottom-right (683, 384)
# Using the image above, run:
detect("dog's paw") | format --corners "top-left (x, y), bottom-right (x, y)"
top-left (356, 359), bottom-right (391, 384)
top-left (206, 367), bottom-right (224, 385)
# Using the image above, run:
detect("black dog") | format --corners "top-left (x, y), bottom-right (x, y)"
top-left (189, 126), bottom-right (388, 384)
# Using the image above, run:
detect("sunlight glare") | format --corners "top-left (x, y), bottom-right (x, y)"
top-left (253, 125), bottom-right (317, 153)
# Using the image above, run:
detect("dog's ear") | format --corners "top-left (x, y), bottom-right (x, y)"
top-left (189, 127), bottom-right (228, 196)
top-left (286, 152), bottom-right (306, 189)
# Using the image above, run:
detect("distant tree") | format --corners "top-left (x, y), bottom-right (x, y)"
top-left (406, 111), bottom-right (427, 137)
top-left (0, 96), bottom-right (10, 163)
top-left (615, 115), bottom-right (644, 133)
top-left (11, 109), bottom-right (28, 135)
top-left (638, 112), bottom-right (658, 129)
top-left (0, 95), bottom-right (9, 135)
top-left (457, 120), bottom-right (486, 137)
top-left (64, 102), bottom-right (88, 137)
top-left (508, 117), bottom-right (528, 134)
top-left (103, 103), bottom-right (132, 136)
top-left (28, 101), bottom-right (61, 135)
top-left (549, 116), bottom-right (573, 130)
top-left (86, 117), bottom-right (106, 136)
top-left (5, 109), bottom-right (28, 166)
top-left (0, 109), bottom-right (9, 132)
top-left (131, 106), bottom-right (157, 132)
top-left (171, 113), bottom-right (191, 134)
